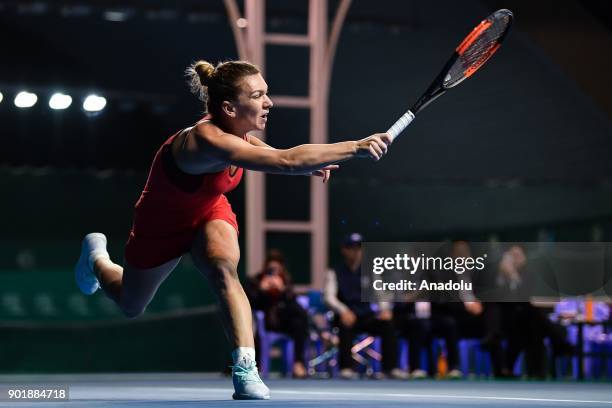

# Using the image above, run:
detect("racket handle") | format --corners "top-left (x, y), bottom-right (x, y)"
top-left (387, 110), bottom-right (415, 141)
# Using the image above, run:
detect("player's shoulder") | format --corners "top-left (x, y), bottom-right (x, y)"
top-left (191, 120), bottom-right (227, 148)
top-left (191, 121), bottom-right (247, 153)
top-left (193, 120), bottom-right (222, 139)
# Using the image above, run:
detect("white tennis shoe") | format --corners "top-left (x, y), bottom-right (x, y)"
top-left (75, 233), bottom-right (107, 295)
top-left (231, 357), bottom-right (270, 400)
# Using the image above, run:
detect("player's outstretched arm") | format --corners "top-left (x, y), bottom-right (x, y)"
top-left (193, 123), bottom-right (391, 175)
top-left (248, 134), bottom-right (336, 183)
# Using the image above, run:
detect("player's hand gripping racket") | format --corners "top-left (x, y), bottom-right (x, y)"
top-left (387, 9), bottom-right (513, 141)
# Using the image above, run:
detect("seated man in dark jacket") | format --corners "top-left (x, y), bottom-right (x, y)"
top-left (324, 233), bottom-right (406, 379)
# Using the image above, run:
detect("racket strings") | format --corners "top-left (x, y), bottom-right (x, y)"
top-left (459, 30), bottom-right (503, 77)
top-left (461, 17), bottom-right (507, 63)
top-left (444, 11), bottom-right (512, 88)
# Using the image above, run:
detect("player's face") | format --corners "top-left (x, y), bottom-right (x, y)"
top-left (233, 73), bottom-right (273, 131)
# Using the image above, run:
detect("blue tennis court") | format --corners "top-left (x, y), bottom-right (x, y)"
top-left (1, 374), bottom-right (611, 407)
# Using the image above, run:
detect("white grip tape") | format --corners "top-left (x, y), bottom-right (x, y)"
top-left (387, 110), bottom-right (415, 141)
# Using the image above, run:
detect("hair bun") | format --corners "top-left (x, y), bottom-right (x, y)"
top-left (194, 60), bottom-right (215, 87)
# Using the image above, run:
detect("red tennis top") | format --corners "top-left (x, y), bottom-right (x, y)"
top-left (124, 129), bottom-right (243, 269)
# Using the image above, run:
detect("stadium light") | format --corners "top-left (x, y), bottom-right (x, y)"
top-left (103, 9), bottom-right (133, 22)
top-left (83, 94), bottom-right (106, 112)
top-left (14, 91), bottom-right (38, 108)
top-left (49, 93), bottom-right (72, 110)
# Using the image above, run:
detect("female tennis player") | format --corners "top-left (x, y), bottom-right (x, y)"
top-left (75, 59), bottom-right (391, 400)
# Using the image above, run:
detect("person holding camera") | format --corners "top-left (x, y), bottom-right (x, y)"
top-left (246, 249), bottom-right (309, 378)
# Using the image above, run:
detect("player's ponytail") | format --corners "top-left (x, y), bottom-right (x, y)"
top-left (193, 60), bottom-right (215, 87)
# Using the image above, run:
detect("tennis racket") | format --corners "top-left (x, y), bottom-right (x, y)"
top-left (387, 9), bottom-right (513, 141)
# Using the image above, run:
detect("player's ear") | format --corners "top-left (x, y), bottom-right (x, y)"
top-left (222, 100), bottom-right (236, 118)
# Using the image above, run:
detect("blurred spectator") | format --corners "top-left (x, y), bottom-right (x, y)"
top-left (427, 241), bottom-right (486, 378)
top-left (483, 244), bottom-right (575, 378)
top-left (246, 249), bottom-right (309, 378)
top-left (393, 301), bottom-right (430, 378)
top-left (324, 233), bottom-right (405, 379)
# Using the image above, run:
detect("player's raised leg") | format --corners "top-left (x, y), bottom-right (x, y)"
top-left (75, 232), bottom-right (180, 318)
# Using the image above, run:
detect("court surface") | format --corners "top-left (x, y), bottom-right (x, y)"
top-left (1, 373), bottom-right (611, 407)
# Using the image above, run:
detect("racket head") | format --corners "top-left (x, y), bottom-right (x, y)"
top-left (409, 9), bottom-right (513, 115)
top-left (443, 9), bottom-right (513, 89)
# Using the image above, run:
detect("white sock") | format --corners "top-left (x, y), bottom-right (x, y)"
top-left (232, 347), bottom-right (256, 366)
top-left (86, 235), bottom-right (110, 273)
top-left (88, 250), bottom-right (110, 274)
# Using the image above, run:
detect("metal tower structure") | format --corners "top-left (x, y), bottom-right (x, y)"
top-left (223, 0), bottom-right (351, 288)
